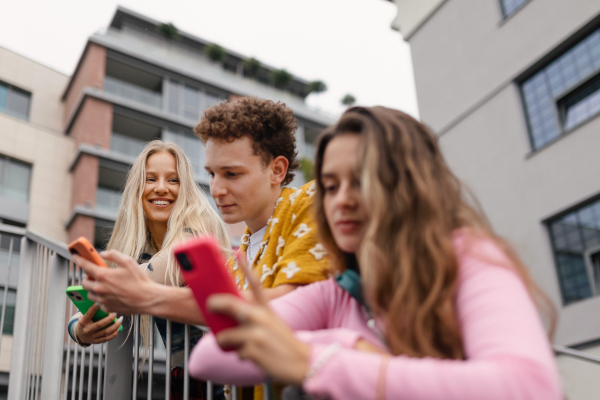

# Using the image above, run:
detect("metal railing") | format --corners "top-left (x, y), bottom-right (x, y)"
top-left (103, 76), bottom-right (162, 110)
top-left (1, 225), bottom-right (269, 399)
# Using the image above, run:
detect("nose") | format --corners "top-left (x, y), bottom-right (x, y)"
top-left (210, 175), bottom-right (227, 199)
top-left (154, 178), bottom-right (169, 194)
top-left (335, 181), bottom-right (358, 210)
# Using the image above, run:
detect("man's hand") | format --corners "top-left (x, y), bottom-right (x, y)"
top-left (73, 250), bottom-right (206, 325)
top-left (74, 250), bottom-right (157, 315)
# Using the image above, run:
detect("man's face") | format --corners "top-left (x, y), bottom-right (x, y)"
top-left (204, 136), bottom-right (275, 228)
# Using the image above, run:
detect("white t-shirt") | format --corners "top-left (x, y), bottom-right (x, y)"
top-left (246, 225), bottom-right (267, 265)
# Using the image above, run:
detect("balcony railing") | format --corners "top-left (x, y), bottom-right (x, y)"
top-left (96, 187), bottom-right (123, 215)
top-left (104, 76), bottom-right (162, 110)
top-left (110, 133), bottom-right (148, 159)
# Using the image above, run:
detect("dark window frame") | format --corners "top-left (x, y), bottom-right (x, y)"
top-left (0, 80), bottom-right (31, 121)
top-left (518, 23), bottom-right (600, 152)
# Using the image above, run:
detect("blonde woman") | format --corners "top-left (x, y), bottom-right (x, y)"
top-left (68, 140), bottom-right (230, 400)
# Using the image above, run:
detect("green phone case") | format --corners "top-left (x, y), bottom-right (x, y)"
top-left (66, 285), bottom-right (123, 332)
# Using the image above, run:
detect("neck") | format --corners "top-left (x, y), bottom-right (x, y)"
top-left (147, 220), bottom-right (168, 250)
top-left (245, 187), bottom-right (282, 234)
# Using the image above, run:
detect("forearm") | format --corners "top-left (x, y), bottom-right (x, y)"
top-left (143, 285), bottom-right (205, 325)
top-left (190, 329), bottom-right (365, 385)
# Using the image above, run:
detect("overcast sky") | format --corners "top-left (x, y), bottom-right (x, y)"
top-left (0, 0), bottom-right (418, 118)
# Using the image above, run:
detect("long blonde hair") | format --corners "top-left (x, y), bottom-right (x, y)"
top-left (314, 107), bottom-right (556, 359)
top-left (106, 140), bottom-right (230, 364)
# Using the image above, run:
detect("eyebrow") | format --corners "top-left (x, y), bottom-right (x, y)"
top-left (146, 170), bottom-right (178, 175)
top-left (204, 165), bottom-right (246, 171)
top-left (320, 173), bottom-right (337, 179)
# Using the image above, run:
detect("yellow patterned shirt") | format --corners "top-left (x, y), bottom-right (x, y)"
top-left (229, 180), bottom-right (330, 291)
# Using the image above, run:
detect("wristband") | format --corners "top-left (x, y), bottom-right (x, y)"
top-left (304, 342), bottom-right (342, 381)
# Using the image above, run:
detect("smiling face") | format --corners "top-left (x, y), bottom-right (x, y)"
top-left (142, 151), bottom-right (180, 225)
top-left (321, 134), bottom-right (369, 254)
top-left (204, 136), bottom-right (285, 233)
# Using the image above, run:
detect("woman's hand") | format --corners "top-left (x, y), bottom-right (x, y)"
top-left (75, 303), bottom-right (123, 345)
top-left (207, 254), bottom-right (311, 386)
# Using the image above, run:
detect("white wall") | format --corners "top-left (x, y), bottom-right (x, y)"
top-left (0, 46), bottom-right (73, 242)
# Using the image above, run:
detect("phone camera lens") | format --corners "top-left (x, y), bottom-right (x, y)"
top-left (176, 253), bottom-right (192, 271)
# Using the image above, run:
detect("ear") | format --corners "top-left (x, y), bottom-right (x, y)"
top-left (269, 156), bottom-right (289, 186)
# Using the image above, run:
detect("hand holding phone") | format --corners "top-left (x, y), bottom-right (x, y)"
top-left (173, 236), bottom-right (243, 344)
top-left (66, 286), bottom-right (123, 333)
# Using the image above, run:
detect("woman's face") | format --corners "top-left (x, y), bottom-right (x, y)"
top-left (321, 134), bottom-right (369, 254)
top-left (142, 151), bottom-right (180, 224)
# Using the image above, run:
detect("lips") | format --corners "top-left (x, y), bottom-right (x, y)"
top-left (335, 220), bottom-right (362, 234)
top-left (218, 204), bottom-right (235, 211)
top-left (148, 198), bottom-right (174, 208)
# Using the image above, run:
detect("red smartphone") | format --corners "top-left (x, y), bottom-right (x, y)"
top-left (68, 237), bottom-right (109, 280)
top-left (173, 236), bottom-right (243, 347)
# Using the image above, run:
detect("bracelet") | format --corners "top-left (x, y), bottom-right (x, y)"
top-left (304, 342), bottom-right (343, 381)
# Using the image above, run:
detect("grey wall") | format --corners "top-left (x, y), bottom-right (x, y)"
top-left (407, 0), bottom-right (600, 346)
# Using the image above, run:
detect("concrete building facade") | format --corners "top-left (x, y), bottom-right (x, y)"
top-left (390, 0), bottom-right (600, 398)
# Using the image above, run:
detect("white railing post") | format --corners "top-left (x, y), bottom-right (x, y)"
top-left (7, 237), bottom-right (35, 400)
top-left (103, 318), bottom-right (133, 400)
top-left (40, 253), bottom-right (70, 399)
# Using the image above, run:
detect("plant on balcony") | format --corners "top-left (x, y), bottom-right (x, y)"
top-left (243, 57), bottom-right (261, 78)
top-left (158, 22), bottom-right (180, 40)
top-left (271, 69), bottom-right (293, 90)
top-left (299, 156), bottom-right (315, 182)
top-left (307, 80), bottom-right (328, 95)
top-left (205, 43), bottom-right (226, 63)
top-left (341, 93), bottom-right (357, 107)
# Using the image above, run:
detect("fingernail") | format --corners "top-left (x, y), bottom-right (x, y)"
top-left (117, 316), bottom-right (123, 324)
top-left (94, 302), bottom-right (100, 307)
top-left (99, 251), bottom-right (107, 256)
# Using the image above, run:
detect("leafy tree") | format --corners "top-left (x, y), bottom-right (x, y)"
top-left (341, 94), bottom-right (357, 107)
top-left (205, 43), bottom-right (226, 63)
top-left (271, 69), bottom-right (293, 89)
top-left (307, 80), bottom-right (327, 95)
top-left (158, 23), bottom-right (179, 40)
top-left (243, 57), bottom-right (261, 78)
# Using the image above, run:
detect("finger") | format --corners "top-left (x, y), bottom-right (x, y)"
top-left (72, 254), bottom-right (102, 280)
top-left (93, 312), bottom-right (119, 330)
top-left (80, 303), bottom-right (101, 323)
top-left (100, 250), bottom-right (139, 272)
top-left (207, 293), bottom-right (252, 321)
top-left (92, 316), bottom-right (123, 338)
top-left (215, 324), bottom-right (253, 349)
top-left (236, 252), bottom-right (266, 306)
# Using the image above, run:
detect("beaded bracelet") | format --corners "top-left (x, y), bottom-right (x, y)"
top-left (304, 342), bottom-right (343, 381)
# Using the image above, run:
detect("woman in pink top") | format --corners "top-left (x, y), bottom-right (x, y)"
top-left (190, 106), bottom-right (562, 399)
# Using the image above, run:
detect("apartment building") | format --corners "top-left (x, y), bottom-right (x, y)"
top-left (389, 0), bottom-right (600, 398)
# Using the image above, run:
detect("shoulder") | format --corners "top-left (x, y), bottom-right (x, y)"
top-left (452, 228), bottom-right (522, 286)
top-left (280, 181), bottom-right (317, 211)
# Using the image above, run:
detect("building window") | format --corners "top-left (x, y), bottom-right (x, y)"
top-left (548, 197), bottom-right (600, 305)
top-left (521, 27), bottom-right (600, 150)
top-left (0, 289), bottom-right (16, 335)
top-left (0, 81), bottom-right (31, 121)
top-left (166, 80), bottom-right (225, 122)
top-left (499, 0), bottom-right (528, 18)
top-left (0, 156), bottom-right (31, 203)
top-left (162, 130), bottom-right (209, 182)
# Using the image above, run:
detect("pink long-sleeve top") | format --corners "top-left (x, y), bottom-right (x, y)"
top-left (189, 233), bottom-right (562, 400)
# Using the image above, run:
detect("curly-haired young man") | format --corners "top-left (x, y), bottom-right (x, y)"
top-left (197, 96), bottom-right (329, 300)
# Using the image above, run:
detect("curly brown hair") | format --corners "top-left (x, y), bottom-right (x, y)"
top-left (194, 97), bottom-right (300, 186)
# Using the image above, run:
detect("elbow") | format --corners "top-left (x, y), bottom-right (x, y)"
top-left (498, 357), bottom-right (562, 400)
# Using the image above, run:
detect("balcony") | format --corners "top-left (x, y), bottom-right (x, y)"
top-left (110, 132), bottom-right (148, 159)
top-left (95, 187), bottom-right (122, 215)
top-left (103, 76), bottom-right (162, 110)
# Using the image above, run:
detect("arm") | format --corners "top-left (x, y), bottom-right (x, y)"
top-left (190, 328), bottom-right (367, 385)
top-left (302, 245), bottom-right (562, 400)
top-left (76, 251), bottom-right (206, 325)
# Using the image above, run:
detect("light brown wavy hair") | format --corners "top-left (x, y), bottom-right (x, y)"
top-left (314, 106), bottom-right (556, 359)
